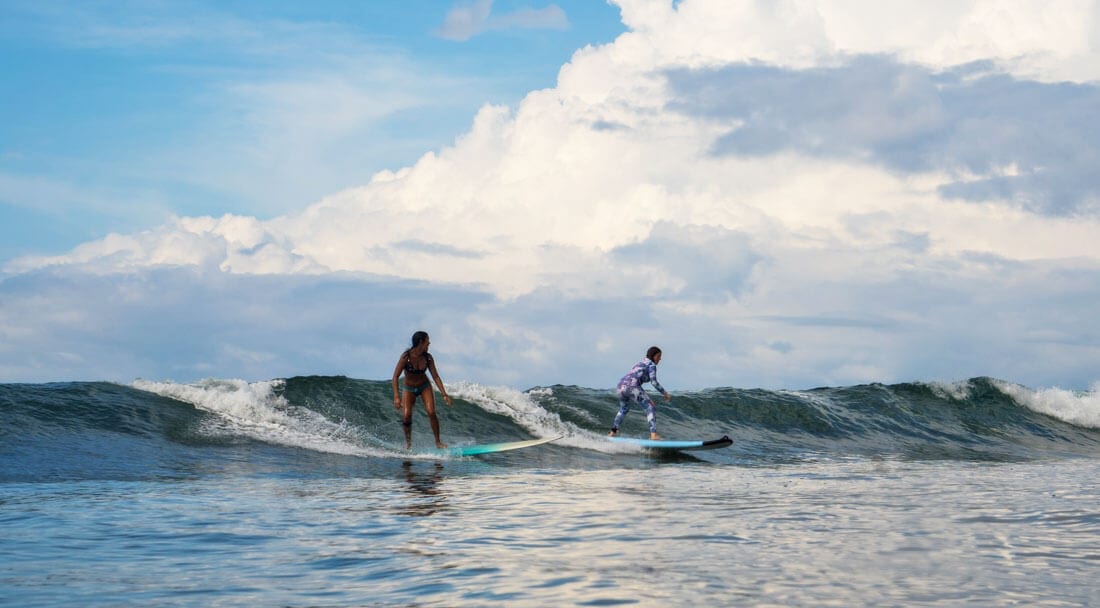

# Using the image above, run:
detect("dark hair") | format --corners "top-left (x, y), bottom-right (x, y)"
top-left (646, 346), bottom-right (662, 360)
top-left (411, 331), bottom-right (429, 349)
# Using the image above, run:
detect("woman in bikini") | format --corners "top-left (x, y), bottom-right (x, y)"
top-left (392, 331), bottom-right (454, 449)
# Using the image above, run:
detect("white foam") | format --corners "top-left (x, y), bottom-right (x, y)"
top-left (994, 380), bottom-right (1100, 429)
top-left (449, 382), bottom-right (643, 453)
top-left (927, 379), bottom-right (977, 402)
top-left (132, 378), bottom-right (405, 458)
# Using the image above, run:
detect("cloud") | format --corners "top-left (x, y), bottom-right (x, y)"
top-left (4, 0), bottom-right (1100, 389)
top-left (608, 0), bottom-right (1100, 81)
top-left (667, 57), bottom-right (1100, 215)
top-left (0, 266), bottom-right (493, 383)
top-left (436, 0), bottom-right (569, 41)
top-left (9, 243), bottom-right (1098, 390)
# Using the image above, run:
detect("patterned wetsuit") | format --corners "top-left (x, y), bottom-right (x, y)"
top-left (611, 358), bottom-right (666, 434)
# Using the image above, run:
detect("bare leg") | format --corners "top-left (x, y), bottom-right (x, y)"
top-left (422, 390), bottom-right (446, 448)
top-left (401, 390), bottom-right (416, 450)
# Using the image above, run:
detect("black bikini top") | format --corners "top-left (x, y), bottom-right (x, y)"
top-left (403, 351), bottom-right (432, 375)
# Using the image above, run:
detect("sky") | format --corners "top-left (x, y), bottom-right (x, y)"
top-left (2, 0), bottom-right (1100, 391)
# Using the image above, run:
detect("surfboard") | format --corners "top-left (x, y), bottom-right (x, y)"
top-left (608, 435), bottom-right (732, 451)
top-left (428, 435), bottom-right (561, 457)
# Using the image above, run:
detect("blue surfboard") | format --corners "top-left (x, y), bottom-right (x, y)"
top-left (428, 435), bottom-right (561, 457)
top-left (609, 435), bottom-right (732, 451)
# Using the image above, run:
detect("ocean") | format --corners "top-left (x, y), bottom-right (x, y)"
top-left (2, 376), bottom-right (1099, 606)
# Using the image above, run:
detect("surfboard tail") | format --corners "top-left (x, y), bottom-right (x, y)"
top-left (701, 435), bottom-right (733, 449)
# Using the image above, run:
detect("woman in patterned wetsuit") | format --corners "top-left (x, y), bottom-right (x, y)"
top-left (392, 331), bottom-right (454, 450)
top-left (609, 346), bottom-right (671, 440)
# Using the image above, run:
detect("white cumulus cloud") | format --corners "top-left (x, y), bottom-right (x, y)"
top-left (4, 0), bottom-right (1100, 390)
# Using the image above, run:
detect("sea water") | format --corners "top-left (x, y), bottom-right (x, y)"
top-left (2, 377), bottom-right (1099, 606)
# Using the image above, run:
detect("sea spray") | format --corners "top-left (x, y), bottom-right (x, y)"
top-left (993, 380), bottom-right (1100, 429)
top-left (132, 378), bottom-right (392, 457)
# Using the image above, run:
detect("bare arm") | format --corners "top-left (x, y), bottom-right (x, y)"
top-left (427, 357), bottom-right (454, 407)
top-left (392, 352), bottom-right (407, 409)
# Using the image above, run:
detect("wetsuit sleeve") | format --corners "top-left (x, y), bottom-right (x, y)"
top-left (647, 361), bottom-right (666, 394)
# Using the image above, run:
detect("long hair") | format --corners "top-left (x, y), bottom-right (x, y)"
top-left (646, 346), bottom-right (662, 360)
top-left (411, 331), bottom-right (430, 350)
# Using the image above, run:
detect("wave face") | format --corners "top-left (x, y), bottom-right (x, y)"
top-left (3, 376), bottom-right (1100, 482)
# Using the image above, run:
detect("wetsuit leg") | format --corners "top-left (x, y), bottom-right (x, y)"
top-left (611, 387), bottom-right (633, 431)
top-left (644, 396), bottom-right (657, 434)
top-left (624, 387), bottom-right (657, 434)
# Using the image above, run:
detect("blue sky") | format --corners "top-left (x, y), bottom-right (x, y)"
top-left (0, 0), bottom-right (623, 258)
top-left (3, 0), bottom-right (1100, 392)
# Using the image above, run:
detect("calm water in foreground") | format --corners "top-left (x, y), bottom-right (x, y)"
top-left (4, 456), bottom-right (1099, 606)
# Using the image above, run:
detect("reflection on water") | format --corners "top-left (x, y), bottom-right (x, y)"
top-left (7, 459), bottom-right (1100, 606)
top-left (399, 460), bottom-right (448, 517)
